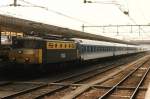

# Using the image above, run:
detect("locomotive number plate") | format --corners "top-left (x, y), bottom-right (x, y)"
top-left (47, 42), bottom-right (76, 49)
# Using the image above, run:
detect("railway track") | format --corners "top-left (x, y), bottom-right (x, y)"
top-left (98, 57), bottom-right (150, 99)
top-left (0, 62), bottom-right (122, 99)
top-left (0, 53), bottom-right (147, 99)
top-left (60, 55), bottom-right (150, 99)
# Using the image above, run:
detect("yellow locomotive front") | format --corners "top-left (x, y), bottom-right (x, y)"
top-left (9, 37), bottom-right (79, 64)
top-left (9, 49), bottom-right (42, 64)
top-left (9, 37), bottom-right (43, 64)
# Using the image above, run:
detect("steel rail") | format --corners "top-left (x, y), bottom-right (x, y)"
top-left (98, 59), bottom-right (149, 99)
top-left (0, 55), bottom-right (143, 99)
top-left (130, 64), bottom-right (150, 99)
top-left (1, 84), bottom-right (47, 99)
top-left (34, 56), bottom-right (145, 99)
top-left (33, 63), bottom-right (120, 99)
top-left (0, 61), bottom-right (118, 99)
top-left (0, 81), bottom-right (12, 86)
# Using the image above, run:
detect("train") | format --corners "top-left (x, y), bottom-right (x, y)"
top-left (8, 36), bottom-right (147, 64)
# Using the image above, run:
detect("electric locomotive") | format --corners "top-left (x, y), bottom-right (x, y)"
top-left (9, 36), bottom-right (79, 64)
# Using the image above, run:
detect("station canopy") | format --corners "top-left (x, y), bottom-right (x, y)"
top-left (0, 14), bottom-right (136, 45)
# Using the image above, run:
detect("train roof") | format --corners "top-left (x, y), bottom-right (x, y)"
top-left (72, 38), bottom-right (141, 48)
top-left (72, 38), bottom-right (129, 47)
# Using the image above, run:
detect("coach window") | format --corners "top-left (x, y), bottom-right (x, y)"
top-left (93, 46), bottom-right (95, 52)
top-left (84, 46), bottom-right (86, 52)
top-left (96, 46), bottom-right (98, 52)
top-left (82, 46), bottom-right (84, 52)
top-left (97, 46), bottom-right (99, 52)
top-left (89, 46), bottom-right (91, 52)
top-left (88, 46), bottom-right (90, 52)
top-left (81, 45), bottom-right (84, 52)
top-left (87, 46), bottom-right (89, 52)
top-left (101, 47), bottom-right (102, 51)
top-left (116, 47), bottom-right (118, 51)
top-left (98, 47), bottom-right (100, 51)
top-left (86, 46), bottom-right (88, 52)
top-left (85, 45), bottom-right (88, 52)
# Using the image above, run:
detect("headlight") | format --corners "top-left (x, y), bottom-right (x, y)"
top-left (18, 50), bottom-right (23, 54)
top-left (25, 58), bottom-right (30, 62)
top-left (12, 57), bottom-right (16, 61)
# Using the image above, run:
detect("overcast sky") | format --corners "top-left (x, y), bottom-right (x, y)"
top-left (0, 0), bottom-right (150, 40)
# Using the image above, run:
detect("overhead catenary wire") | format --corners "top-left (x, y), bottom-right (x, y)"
top-left (136, 0), bottom-right (149, 23)
top-left (0, 0), bottom-right (94, 25)
top-left (117, 0), bottom-right (150, 37)
top-left (125, 2), bottom-right (150, 38)
top-left (18, 0), bottom-right (94, 25)
top-left (1, 0), bottom-right (150, 39)
top-left (84, 0), bottom-right (120, 5)
top-left (84, 0), bottom-right (150, 39)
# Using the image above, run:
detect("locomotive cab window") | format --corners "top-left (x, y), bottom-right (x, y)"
top-left (12, 39), bottom-right (41, 49)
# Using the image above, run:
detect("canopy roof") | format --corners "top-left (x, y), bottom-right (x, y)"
top-left (0, 14), bottom-right (136, 45)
